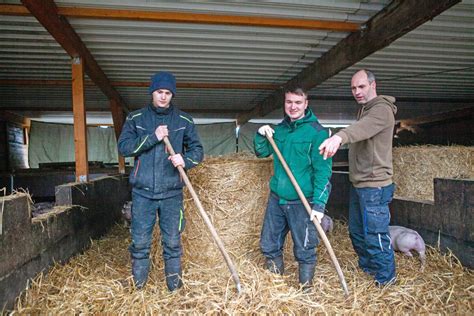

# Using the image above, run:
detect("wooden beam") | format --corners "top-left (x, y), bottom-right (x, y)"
top-left (0, 79), bottom-right (279, 90)
top-left (56, 7), bottom-right (359, 32)
top-left (20, 0), bottom-right (128, 112)
top-left (0, 111), bottom-right (30, 128)
top-left (0, 4), bottom-right (29, 15)
top-left (71, 57), bottom-right (89, 183)
top-left (236, 0), bottom-right (461, 125)
top-left (0, 4), bottom-right (359, 32)
top-left (399, 107), bottom-right (474, 127)
top-left (1, 107), bottom-right (246, 114)
top-left (110, 99), bottom-right (126, 174)
top-left (114, 81), bottom-right (280, 90)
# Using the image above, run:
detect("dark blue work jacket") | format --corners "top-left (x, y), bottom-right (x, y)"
top-left (118, 103), bottom-right (203, 199)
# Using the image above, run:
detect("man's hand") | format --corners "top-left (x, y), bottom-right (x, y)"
top-left (318, 135), bottom-right (342, 160)
top-left (155, 125), bottom-right (168, 141)
top-left (310, 209), bottom-right (325, 223)
top-left (258, 125), bottom-right (274, 138)
top-left (168, 153), bottom-right (185, 168)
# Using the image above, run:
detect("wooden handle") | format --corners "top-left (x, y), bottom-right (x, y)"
top-left (163, 137), bottom-right (242, 294)
top-left (266, 135), bottom-right (349, 296)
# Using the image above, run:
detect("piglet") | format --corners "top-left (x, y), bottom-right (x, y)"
top-left (389, 225), bottom-right (426, 270)
top-left (122, 201), bottom-right (132, 225)
top-left (320, 215), bottom-right (334, 234)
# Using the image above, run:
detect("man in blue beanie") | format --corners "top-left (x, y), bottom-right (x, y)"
top-left (118, 71), bottom-right (203, 291)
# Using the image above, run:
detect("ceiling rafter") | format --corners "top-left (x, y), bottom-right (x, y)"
top-left (19, 0), bottom-right (128, 113)
top-left (236, 0), bottom-right (462, 125)
top-left (0, 4), bottom-right (359, 32)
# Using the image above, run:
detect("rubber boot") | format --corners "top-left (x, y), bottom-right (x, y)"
top-left (299, 263), bottom-right (315, 292)
top-left (265, 256), bottom-right (284, 275)
top-left (165, 258), bottom-right (183, 291)
top-left (132, 258), bottom-right (150, 289)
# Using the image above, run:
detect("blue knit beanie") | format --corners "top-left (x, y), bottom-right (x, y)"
top-left (149, 71), bottom-right (177, 96)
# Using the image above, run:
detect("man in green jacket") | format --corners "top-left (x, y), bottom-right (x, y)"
top-left (254, 86), bottom-right (332, 290)
top-left (318, 69), bottom-right (397, 286)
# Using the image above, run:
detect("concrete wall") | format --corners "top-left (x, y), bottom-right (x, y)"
top-left (327, 172), bottom-right (473, 268)
top-left (0, 175), bottom-right (130, 310)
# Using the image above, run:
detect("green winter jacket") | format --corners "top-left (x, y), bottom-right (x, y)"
top-left (254, 109), bottom-right (332, 208)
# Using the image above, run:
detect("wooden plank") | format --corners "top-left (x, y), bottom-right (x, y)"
top-left (20, 0), bottom-right (128, 113)
top-left (71, 57), bottom-right (89, 183)
top-left (0, 1), bottom-right (359, 32)
top-left (236, 0), bottom-right (461, 125)
top-left (1, 106), bottom-right (247, 114)
top-left (0, 4), bottom-right (29, 15)
top-left (55, 6), bottom-right (359, 32)
top-left (110, 99), bottom-right (125, 174)
top-left (398, 107), bottom-right (474, 128)
top-left (0, 4), bottom-right (358, 32)
top-left (0, 79), bottom-right (279, 90)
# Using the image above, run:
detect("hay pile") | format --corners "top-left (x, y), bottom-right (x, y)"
top-left (393, 145), bottom-right (473, 201)
top-left (12, 154), bottom-right (473, 314)
top-left (13, 222), bottom-right (473, 314)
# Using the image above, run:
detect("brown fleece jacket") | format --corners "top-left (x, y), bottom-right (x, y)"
top-left (335, 95), bottom-right (397, 188)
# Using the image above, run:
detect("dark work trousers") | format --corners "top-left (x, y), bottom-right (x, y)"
top-left (130, 191), bottom-right (185, 271)
top-left (348, 183), bottom-right (396, 284)
top-left (260, 193), bottom-right (319, 265)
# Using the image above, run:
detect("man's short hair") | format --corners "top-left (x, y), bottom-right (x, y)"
top-left (284, 86), bottom-right (307, 98)
top-left (355, 69), bottom-right (376, 83)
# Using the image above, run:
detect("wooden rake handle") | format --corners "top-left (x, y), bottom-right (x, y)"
top-left (266, 135), bottom-right (350, 297)
top-left (163, 136), bottom-right (242, 294)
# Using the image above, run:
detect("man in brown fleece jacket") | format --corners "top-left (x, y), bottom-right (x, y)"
top-left (319, 69), bottom-right (397, 286)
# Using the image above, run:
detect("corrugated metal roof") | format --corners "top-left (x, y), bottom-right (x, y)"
top-left (0, 0), bottom-right (472, 124)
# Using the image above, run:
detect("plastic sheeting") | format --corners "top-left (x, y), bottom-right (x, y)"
top-left (28, 121), bottom-right (245, 168)
top-left (28, 121), bottom-right (119, 168)
top-left (238, 122), bottom-right (264, 154)
top-left (196, 122), bottom-right (237, 157)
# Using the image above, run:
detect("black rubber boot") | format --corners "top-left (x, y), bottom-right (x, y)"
top-left (299, 263), bottom-right (316, 291)
top-left (265, 256), bottom-right (284, 275)
top-left (132, 258), bottom-right (150, 289)
top-left (165, 258), bottom-right (183, 291)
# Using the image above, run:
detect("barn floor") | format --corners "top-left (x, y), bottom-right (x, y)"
top-left (12, 221), bottom-right (473, 314)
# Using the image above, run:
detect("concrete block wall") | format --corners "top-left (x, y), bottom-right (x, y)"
top-left (327, 172), bottom-right (473, 268)
top-left (0, 175), bottom-right (130, 310)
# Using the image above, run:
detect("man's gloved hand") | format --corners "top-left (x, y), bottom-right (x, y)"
top-left (258, 125), bottom-right (274, 138)
top-left (310, 205), bottom-right (325, 223)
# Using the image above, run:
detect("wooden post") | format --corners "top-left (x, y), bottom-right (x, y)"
top-left (71, 56), bottom-right (89, 182)
top-left (110, 99), bottom-right (126, 174)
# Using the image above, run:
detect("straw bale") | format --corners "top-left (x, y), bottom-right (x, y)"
top-left (12, 154), bottom-right (474, 314)
top-left (393, 145), bottom-right (473, 201)
top-left (178, 154), bottom-right (273, 267)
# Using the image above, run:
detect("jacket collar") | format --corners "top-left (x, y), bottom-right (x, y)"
top-left (283, 108), bottom-right (316, 129)
top-left (149, 103), bottom-right (174, 116)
